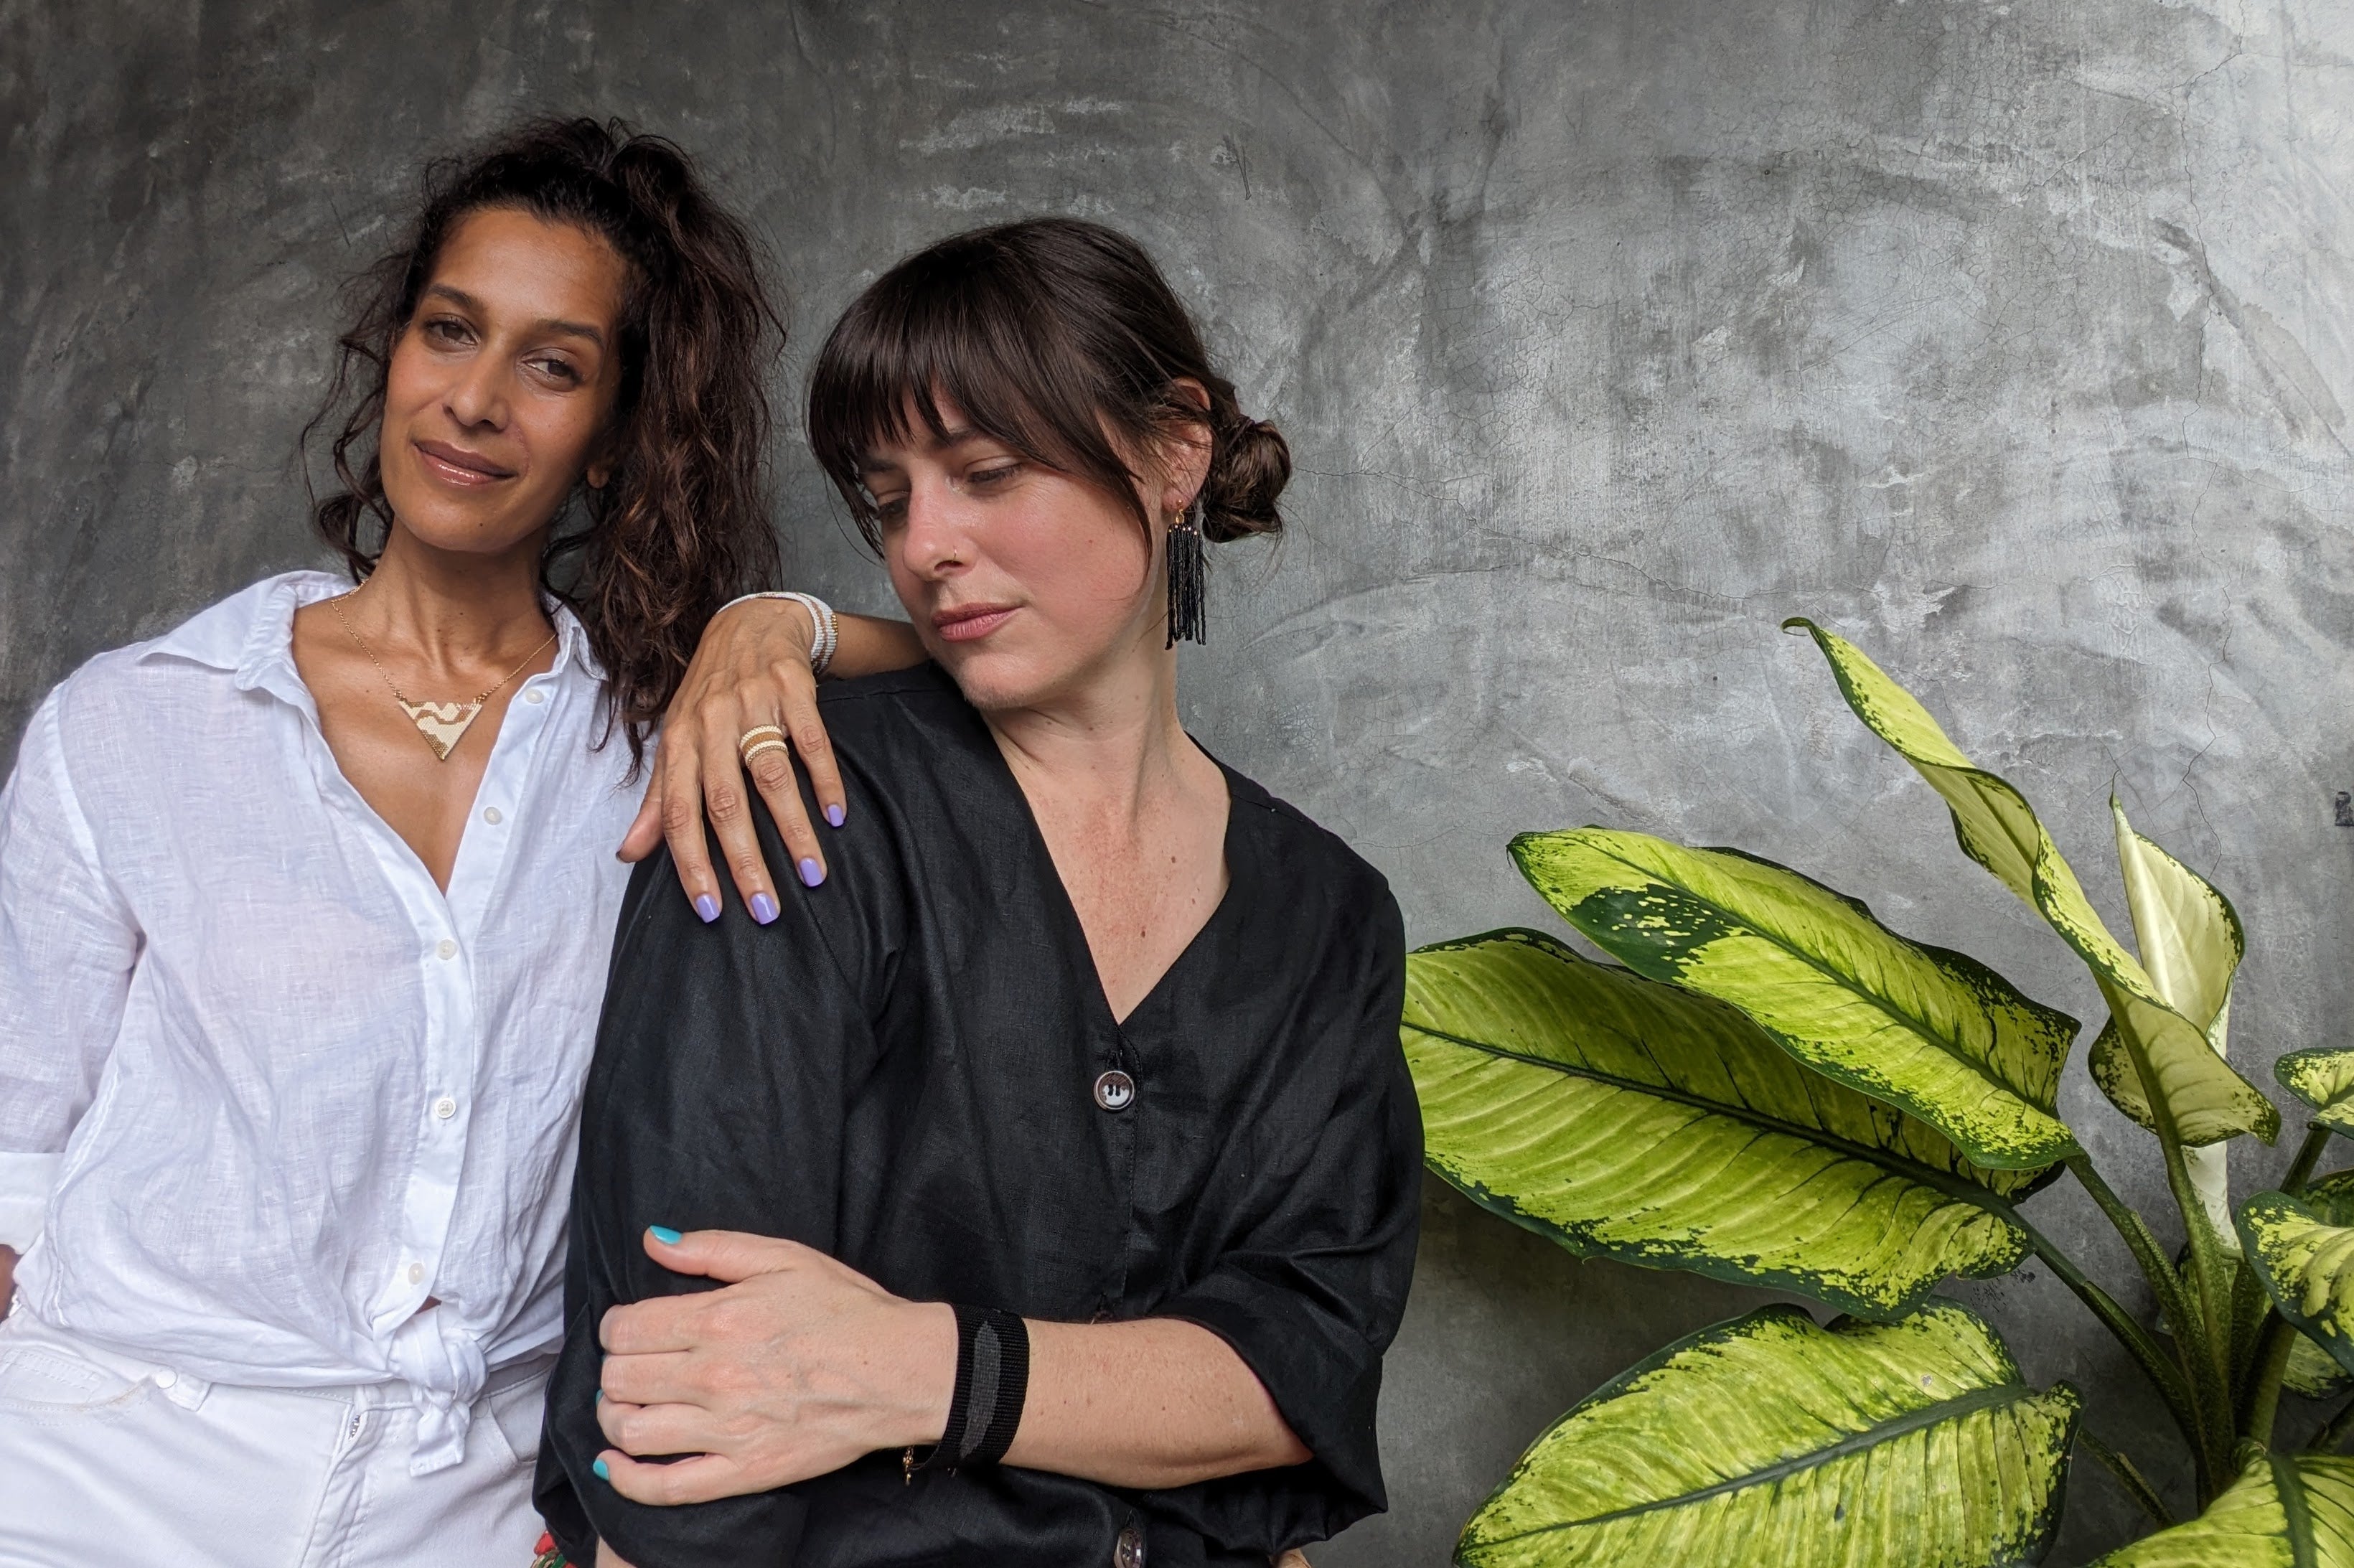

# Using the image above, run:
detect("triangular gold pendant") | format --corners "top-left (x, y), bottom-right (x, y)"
top-left (399, 698), bottom-right (484, 761)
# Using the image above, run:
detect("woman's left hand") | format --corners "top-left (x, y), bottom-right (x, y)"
top-left (593, 1228), bottom-right (956, 1505)
top-left (619, 599), bottom-right (848, 924)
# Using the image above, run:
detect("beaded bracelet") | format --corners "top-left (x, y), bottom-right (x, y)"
top-left (718, 590), bottom-right (839, 677)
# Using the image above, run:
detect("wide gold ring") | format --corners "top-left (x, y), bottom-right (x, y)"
top-left (737, 725), bottom-right (787, 761)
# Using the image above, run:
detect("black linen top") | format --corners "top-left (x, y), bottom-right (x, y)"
top-left (536, 665), bottom-right (1422, 1568)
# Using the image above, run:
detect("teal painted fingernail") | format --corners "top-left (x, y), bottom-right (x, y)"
top-left (648, 1224), bottom-right (683, 1245)
top-left (595, 1389), bottom-right (604, 1403)
top-left (594, 1457), bottom-right (611, 1480)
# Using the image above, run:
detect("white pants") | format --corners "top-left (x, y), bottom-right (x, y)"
top-left (0, 1313), bottom-right (550, 1568)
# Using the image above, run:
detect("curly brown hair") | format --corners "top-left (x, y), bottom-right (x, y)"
top-left (302, 116), bottom-right (782, 766)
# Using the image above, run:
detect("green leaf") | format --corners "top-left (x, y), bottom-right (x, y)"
top-left (2087, 1452), bottom-right (2354, 1566)
top-left (1403, 929), bottom-right (2042, 1321)
top-left (2286, 1333), bottom-right (2347, 1401)
top-left (2279, 1051), bottom-right (2354, 1137)
top-left (2109, 797), bottom-right (2246, 1242)
top-left (1784, 617), bottom-right (2278, 1148)
top-left (2238, 1172), bottom-right (2354, 1397)
top-left (2238, 1172), bottom-right (2354, 1383)
top-left (2111, 797), bottom-right (2243, 1037)
top-left (1510, 828), bottom-right (2079, 1171)
top-left (1456, 1301), bottom-right (2081, 1568)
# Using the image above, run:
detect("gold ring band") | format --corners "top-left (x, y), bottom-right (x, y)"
top-left (740, 738), bottom-right (793, 769)
top-left (737, 724), bottom-right (787, 755)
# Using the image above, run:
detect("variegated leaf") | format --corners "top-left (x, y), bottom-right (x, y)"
top-left (1403, 930), bottom-right (2043, 1320)
top-left (1458, 1302), bottom-right (2080, 1568)
top-left (2238, 1171), bottom-right (2354, 1383)
top-left (1511, 829), bottom-right (2078, 1172)
top-left (2107, 797), bottom-right (2245, 1244)
top-left (2279, 1050), bottom-right (2354, 1137)
top-left (1785, 618), bottom-right (2276, 1149)
top-left (2089, 1452), bottom-right (2354, 1566)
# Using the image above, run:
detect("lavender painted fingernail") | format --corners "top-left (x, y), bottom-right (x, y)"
top-left (799, 858), bottom-right (825, 888)
top-left (749, 892), bottom-right (779, 924)
top-left (693, 893), bottom-right (720, 924)
top-left (825, 802), bottom-right (845, 828)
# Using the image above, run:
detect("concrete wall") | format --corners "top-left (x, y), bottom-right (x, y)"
top-left (5, 1), bottom-right (2350, 1560)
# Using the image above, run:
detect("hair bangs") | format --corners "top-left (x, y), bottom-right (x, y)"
top-left (809, 231), bottom-right (1158, 547)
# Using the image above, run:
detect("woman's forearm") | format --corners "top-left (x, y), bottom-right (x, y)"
top-left (828, 611), bottom-right (926, 680)
top-left (1004, 1317), bottom-right (1309, 1488)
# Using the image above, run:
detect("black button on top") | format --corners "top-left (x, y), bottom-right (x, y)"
top-left (1093, 1069), bottom-right (1135, 1112)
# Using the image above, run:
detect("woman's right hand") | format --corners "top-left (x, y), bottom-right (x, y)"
top-left (621, 598), bottom-right (843, 924)
top-left (620, 597), bottom-right (927, 922)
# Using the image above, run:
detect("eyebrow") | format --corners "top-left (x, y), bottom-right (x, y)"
top-left (859, 426), bottom-right (984, 477)
top-left (421, 283), bottom-right (609, 349)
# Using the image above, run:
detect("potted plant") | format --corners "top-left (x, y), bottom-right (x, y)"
top-left (1405, 619), bottom-right (2354, 1564)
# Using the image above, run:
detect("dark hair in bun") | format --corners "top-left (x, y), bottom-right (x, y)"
top-left (807, 216), bottom-right (1288, 547)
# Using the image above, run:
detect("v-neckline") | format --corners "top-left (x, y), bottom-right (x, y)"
top-left (984, 728), bottom-right (1242, 1032)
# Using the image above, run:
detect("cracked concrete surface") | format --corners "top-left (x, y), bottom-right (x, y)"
top-left (3, 1), bottom-right (2351, 1560)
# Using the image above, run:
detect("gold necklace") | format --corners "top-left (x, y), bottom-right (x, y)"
top-left (328, 588), bottom-right (559, 761)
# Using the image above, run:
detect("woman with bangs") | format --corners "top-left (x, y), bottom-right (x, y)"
top-left (540, 217), bottom-right (1423, 1568)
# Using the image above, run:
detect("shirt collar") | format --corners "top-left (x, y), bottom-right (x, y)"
top-left (136, 570), bottom-right (602, 695)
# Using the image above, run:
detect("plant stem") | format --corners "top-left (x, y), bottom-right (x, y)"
top-left (2068, 1155), bottom-right (2199, 1360)
top-left (2114, 1025), bottom-right (2239, 1495)
top-left (2284, 1121), bottom-right (2334, 1196)
top-left (2017, 1215), bottom-right (2205, 1478)
top-left (2310, 1391), bottom-right (2354, 1454)
top-left (2231, 1256), bottom-right (2270, 1385)
top-left (2241, 1309), bottom-right (2297, 1449)
top-left (2160, 1139), bottom-right (2239, 1495)
top-left (2076, 1427), bottom-right (2175, 1530)
top-left (2065, 1151), bottom-right (2229, 1475)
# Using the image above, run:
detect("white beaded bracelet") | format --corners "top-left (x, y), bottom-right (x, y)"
top-left (720, 590), bottom-right (839, 677)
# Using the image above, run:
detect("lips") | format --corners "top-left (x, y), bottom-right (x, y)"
top-left (413, 439), bottom-right (515, 487)
top-left (933, 604), bottom-right (1017, 643)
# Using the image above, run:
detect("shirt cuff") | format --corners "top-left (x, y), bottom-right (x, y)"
top-left (0, 1153), bottom-right (60, 1250)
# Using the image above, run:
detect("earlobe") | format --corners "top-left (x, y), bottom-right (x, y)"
top-left (586, 462), bottom-right (612, 490)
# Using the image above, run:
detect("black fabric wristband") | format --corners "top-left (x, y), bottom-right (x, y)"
top-left (908, 1304), bottom-right (1031, 1477)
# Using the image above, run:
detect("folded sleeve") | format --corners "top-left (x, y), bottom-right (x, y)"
top-left (0, 688), bottom-right (138, 1251)
top-left (1153, 888), bottom-right (1422, 1550)
top-left (535, 799), bottom-right (894, 1567)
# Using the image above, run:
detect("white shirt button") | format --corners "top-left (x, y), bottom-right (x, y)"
top-left (482, 807), bottom-right (502, 825)
top-left (433, 1097), bottom-right (458, 1121)
top-left (436, 939), bottom-right (457, 961)
top-left (152, 1369), bottom-right (177, 1389)
top-left (406, 1262), bottom-right (426, 1285)
top-left (523, 688), bottom-right (545, 705)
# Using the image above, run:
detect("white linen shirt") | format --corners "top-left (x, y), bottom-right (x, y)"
top-left (0, 571), bottom-right (642, 1474)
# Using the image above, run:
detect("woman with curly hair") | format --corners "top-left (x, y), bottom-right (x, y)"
top-left (0, 118), bottom-right (915, 1565)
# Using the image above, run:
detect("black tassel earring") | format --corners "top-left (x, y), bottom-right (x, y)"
top-left (1165, 500), bottom-right (1206, 647)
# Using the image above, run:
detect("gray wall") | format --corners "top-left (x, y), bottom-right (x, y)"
top-left (5, 1), bottom-right (2350, 1561)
